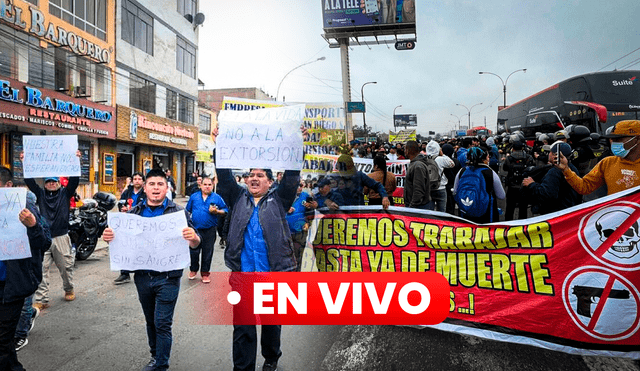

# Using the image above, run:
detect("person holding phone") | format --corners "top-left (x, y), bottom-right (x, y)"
top-left (522, 141), bottom-right (582, 215)
top-left (556, 120), bottom-right (640, 196)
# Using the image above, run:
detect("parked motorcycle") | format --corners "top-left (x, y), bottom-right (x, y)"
top-left (69, 192), bottom-right (116, 261)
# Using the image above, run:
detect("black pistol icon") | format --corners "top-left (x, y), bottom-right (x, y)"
top-left (572, 285), bottom-right (630, 318)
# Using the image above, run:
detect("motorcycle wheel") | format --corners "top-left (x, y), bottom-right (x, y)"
top-left (75, 236), bottom-right (97, 261)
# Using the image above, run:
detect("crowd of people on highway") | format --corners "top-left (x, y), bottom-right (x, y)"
top-left (1, 120), bottom-right (640, 371)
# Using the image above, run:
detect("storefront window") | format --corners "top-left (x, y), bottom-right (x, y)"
top-left (130, 73), bottom-right (156, 114)
top-left (166, 89), bottom-right (177, 120)
top-left (198, 112), bottom-right (211, 134)
top-left (178, 95), bottom-right (194, 125)
top-left (50, 0), bottom-right (108, 41)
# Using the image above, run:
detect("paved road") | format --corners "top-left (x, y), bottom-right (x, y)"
top-left (18, 244), bottom-right (340, 371)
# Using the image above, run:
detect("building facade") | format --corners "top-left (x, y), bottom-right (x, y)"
top-left (0, 0), bottom-right (117, 197)
top-left (111, 0), bottom-right (200, 195)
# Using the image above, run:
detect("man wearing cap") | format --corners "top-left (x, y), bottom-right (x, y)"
top-left (21, 151), bottom-right (81, 309)
top-left (309, 178), bottom-right (345, 211)
top-left (522, 141), bottom-right (582, 215)
top-left (556, 120), bottom-right (640, 195)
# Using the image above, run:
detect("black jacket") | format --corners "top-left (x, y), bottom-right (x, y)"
top-left (128, 199), bottom-right (199, 278)
top-left (25, 177), bottom-right (79, 237)
top-left (1, 201), bottom-right (52, 303)
top-left (217, 169), bottom-right (298, 273)
top-left (527, 164), bottom-right (582, 215)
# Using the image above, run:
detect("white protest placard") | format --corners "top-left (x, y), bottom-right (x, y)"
top-left (22, 135), bottom-right (81, 178)
top-left (216, 105), bottom-right (305, 170)
top-left (107, 212), bottom-right (191, 272)
top-left (0, 188), bottom-right (31, 260)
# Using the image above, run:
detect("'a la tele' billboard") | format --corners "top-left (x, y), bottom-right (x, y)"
top-left (322, 0), bottom-right (416, 29)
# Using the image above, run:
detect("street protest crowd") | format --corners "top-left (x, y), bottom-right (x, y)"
top-left (1, 120), bottom-right (640, 370)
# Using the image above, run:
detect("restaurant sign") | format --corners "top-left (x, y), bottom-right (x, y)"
top-left (0, 78), bottom-right (115, 139)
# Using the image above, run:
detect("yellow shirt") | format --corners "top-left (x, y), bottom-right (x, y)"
top-left (563, 155), bottom-right (640, 195)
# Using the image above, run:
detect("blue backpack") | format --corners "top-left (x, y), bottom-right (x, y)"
top-left (454, 166), bottom-right (493, 219)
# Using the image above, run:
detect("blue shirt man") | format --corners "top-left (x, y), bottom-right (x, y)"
top-left (103, 168), bottom-right (200, 371)
top-left (185, 176), bottom-right (227, 281)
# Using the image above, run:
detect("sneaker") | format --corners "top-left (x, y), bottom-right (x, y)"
top-left (188, 271), bottom-right (197, 280)
top-left (32, 302), bottom-right (49, 311)
top-left (114, 274), bottom-right (131, 285)
top-left (64, 291), bottom-right (75, 301)
top-left (29, 307), bottom-right (40, 332)
top-left (142, 357), bottom-right (156, 371)
top-left (262, 361), bottom-right (278, 371)
top-left (15, 338), bottom-right (28, 351)
top-left (202, 276), bottom-right (211, 283)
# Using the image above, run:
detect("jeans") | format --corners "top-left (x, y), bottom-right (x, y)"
top-left (190, 227), bottom-right (216, 274)
top-left (134, 273), bottom-right (181, 370)
top-left (0, 297), bottom-right (25, 371)
top-left (426, 188), bottom-right (447, 213)
top-left (233, 325), bottom-right (282, 371)
top-left (14, 295), bottom-right (34, 339)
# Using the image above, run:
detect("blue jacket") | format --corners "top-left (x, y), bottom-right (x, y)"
top-left (0, 200), bottom-right (51, 304)
top-left (457, 147), bottom-right (468, 165)
top-left (217, 169), bottom-right (298, 272)
top-left (129, 199), bottom-right (199, 278)
top-left (286, 190), bottom-right (311, 234)
top-left (186, 191), bottom-right (228, 230)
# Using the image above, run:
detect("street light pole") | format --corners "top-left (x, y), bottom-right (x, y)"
top-left (450, 113), bottom-right (463, 131)
top-left (361, 81), bottom-right (377, 142)
top-left (393, 105), bottom-right (402, 129)
top-left (479, 68), bottom-right (527, 107)
top-left (456, 103), bottom-right (483, 129)
top-left (276, 57), bottom-right (326, 101)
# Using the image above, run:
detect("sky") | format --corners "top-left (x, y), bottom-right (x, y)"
top-left (197, 0), bottom-right (640, 137)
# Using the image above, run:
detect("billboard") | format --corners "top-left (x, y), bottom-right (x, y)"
top-left (393, 114), bottom-right (417, 127)
top-left (322, 0), bottom-right (416, 29)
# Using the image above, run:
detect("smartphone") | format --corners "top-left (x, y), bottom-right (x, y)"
top-left (364, 0), bottom-right (379, 14)
top-left (556, 147), bottom-right (561, 165)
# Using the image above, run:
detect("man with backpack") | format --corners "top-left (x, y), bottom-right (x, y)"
top-left (404, 141), bottom-right (431, 209)
top-left (425, 141), bottom-right (454, 212)
top-left (503, 140), bottom-right (534, 221)
top-left (454, 147), bottom-right (505, 223)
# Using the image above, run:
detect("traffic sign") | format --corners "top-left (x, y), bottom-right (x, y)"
top-left (347, 101), bottom-right (366, 113)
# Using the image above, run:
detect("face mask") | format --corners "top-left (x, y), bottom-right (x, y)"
top-left (611, 137), bottom-right (637, 158)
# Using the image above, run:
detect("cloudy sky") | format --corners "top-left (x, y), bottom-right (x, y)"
top-left (197, 1), bottom-right (640, 136)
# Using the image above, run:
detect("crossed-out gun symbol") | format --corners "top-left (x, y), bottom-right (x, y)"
top-left (572, 285), bottom-right (631, 318)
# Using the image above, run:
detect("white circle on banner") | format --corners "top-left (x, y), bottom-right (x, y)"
top-left (578, 201), bottom-right (640, 271)
top-left (562, 266), bottom-right (640, 341)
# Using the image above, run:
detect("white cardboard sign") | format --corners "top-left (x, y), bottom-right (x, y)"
top-left (22, 135), bottom-right (81, 178)
top-left (216, 105), bottom-right (305, 170)
top-left (107, 212), bottom-right (190, 272)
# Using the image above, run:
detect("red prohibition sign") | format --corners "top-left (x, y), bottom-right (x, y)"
top-left (563, 266), bottom-right (640, 341)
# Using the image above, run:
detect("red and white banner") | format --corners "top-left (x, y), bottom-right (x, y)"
top-left (303, 186), bottom-right (640, 359)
